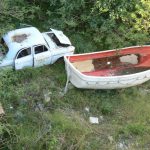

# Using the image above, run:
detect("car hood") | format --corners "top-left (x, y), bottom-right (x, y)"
top-left (50, 28), bottom-right (71, 45)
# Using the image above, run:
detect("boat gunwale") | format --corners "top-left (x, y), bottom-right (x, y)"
top-left (66, 45), bottom-right (150, 58)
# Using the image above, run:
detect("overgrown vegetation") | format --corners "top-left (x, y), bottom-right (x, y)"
top-left (1, 0), bottom-right (150, 149)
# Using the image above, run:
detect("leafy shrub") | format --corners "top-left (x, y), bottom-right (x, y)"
top-left (0, 122), bottom-right (18, 149)
top-left (126, 124), bottom-right (146, 135)
top-left (101, 103), bottom-right (113, 115)
top-left (119, 124), bottom-right (146, 136)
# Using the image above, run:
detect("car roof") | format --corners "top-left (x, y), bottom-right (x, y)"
top-left (3, 27), bottom-right (46, 58)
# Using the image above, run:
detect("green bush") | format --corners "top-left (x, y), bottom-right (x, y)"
top-left (101, 103), bottom-right (113, 115)
top-left (120, 124), bottom-right (147, 136)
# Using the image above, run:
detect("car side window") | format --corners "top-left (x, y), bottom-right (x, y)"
top-left (17, 48), bottom-right (31, 59)
top-left (34, 45), bottom-right (48, 54)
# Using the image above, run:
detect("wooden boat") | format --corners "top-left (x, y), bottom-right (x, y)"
top-left (64, 45), bottom-right (150, 89)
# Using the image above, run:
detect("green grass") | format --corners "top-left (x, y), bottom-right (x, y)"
top-left (1, 59), bottom-right (150, 149)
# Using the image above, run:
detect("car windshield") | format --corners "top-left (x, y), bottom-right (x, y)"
top-left (0, 38), bottom-right (8, 60)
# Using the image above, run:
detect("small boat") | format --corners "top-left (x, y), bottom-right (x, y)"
top-left (64, 45), bottom-right (150, 89)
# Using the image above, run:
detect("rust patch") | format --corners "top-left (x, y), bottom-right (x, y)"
top-left (92, 54), bottom-right (139, 71)
top-left (116, 67), bottom-right (150, 75)
top-left (12, 34), bottom-right (30, 43)
top-left (93, 56), bottom-right (120, 70)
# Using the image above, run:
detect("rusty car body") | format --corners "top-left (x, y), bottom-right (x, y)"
top-left (0, 27), bottom-right (75, 70)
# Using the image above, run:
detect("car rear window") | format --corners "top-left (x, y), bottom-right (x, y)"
top-left (47, 33), bottom-right (70, 47)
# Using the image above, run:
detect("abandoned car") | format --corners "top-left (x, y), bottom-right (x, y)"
top-left (0, 27), bottom-right (75, 70)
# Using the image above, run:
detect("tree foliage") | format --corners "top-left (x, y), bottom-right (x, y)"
top-left (0, 0), bottom-right (39, 34)
top-left (0, 0), bottom-right (150, 50)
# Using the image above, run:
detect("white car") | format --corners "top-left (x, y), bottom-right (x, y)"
top-left (0, 27), bottom-right (75, 70)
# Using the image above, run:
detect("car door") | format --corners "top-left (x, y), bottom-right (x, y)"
top-left (15, 47), bottom-right (33, 70)
top-left (33, 45), bottom-right (52, 67)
